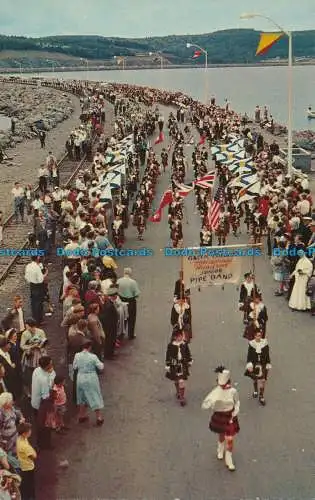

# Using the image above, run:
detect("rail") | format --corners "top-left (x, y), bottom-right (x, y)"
top-left (0, 152), bottom-right (89, 285)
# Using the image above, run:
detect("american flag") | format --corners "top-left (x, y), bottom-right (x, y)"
top-left (207, 184), bottom-right (225, 230)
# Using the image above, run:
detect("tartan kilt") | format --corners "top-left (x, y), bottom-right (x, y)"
top-left (209, 411), bottom-right (240, 436)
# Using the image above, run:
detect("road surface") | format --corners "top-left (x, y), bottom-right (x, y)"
top-left (55, 105), bottom-right (315, 500)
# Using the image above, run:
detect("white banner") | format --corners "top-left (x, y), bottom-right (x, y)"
top-left (183, 254), bottom-right (242, 288)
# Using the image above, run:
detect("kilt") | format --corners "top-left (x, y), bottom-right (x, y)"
top-left (209, 411), bottom-right (240, 436)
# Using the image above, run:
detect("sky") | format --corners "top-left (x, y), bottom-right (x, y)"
top-left (0, 0), bottom-right (314, 38)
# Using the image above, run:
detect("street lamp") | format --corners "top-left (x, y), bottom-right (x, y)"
top-left (46, 60), bottom-right (55, 73)
top-left (240, 12), bottom-right (293, 177)
top-left (186, 42), bottom-right (208, 103)
top-left (149, 51), bottom-right (163, 70)
top-left (80, 58), bottom-right (89, 80)
top-left (13, 61), bottom-right (22, 75)
top-left (114, 56), bottom-right (125, 70)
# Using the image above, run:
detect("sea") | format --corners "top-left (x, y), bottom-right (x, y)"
top-left (10, 65), bottom-right (315, 132)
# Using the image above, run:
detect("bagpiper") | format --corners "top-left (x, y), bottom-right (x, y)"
top-left (170, 219), bottom-right (183, 248)
top-left (216, 208), bottom-right (230, 246)
top-left (170, 296), bottom-right (192, 343)
top-left (248, 294), bottom-right (268, 337)
top-left (161, 148), bottom-right (168, 172)
top-left (238, 272), bottom-right (259, 324)
top-left (112, 216), bottom-right (124, 248)
top-left (137, 213), bottom-right (146, 241)
top-left (165, 327), bottom-right (193, 406)
top-left (244, 330), bottom-right (271, 405)
top-left (201, 366), bottom-right (240, 471)
top-left (200, 225), bottom-right (212, 246)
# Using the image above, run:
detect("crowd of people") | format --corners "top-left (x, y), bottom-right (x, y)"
top-left (0, 73), bottom-right (314, 496)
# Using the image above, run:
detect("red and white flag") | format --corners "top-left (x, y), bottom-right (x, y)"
top-left (194, 171), bottom-right (216, 189)
top-left (149, 189), bottom-right (173, 222)
top-left (154, 131), bottom-right (164, 145)
top-left (193, 50), bottom-right (202, 59)
top-left (174, 182), bottom-right (194, 198)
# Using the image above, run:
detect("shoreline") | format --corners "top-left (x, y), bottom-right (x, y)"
top-left (0, 86), bottom-right (82, 218)
top-left (1, 60), bottom-right (315, 74)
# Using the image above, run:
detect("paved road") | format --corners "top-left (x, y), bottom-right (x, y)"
top-left (56, 106), bottom-right (315, 500)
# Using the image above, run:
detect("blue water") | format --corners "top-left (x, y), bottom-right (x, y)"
top-left (11, 65), bottom-right (315, 131)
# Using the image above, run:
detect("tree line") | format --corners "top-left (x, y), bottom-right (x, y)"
top-left (0, 29), bottom-right (314, 65)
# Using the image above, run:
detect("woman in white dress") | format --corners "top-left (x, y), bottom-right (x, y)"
top-left (289, 251), bottom-right (313, 311)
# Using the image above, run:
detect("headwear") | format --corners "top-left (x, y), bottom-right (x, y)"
top-left (244, 272), bottom-right (252, 279)
top-left (215, 365), bottom-right (230, 386)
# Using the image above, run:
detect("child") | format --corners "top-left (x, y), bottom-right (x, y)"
top-left (16, 422), bottom-right (36, 500)
top-left (53, 375), bottom-right (67, 431)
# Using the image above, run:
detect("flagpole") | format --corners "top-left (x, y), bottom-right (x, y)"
top-left (186, 42), bottom-right (208, 104)
top-left (287, 31), bottom-right (293, 178)
top-left (204, 51), bottom-right (208, 105)
top-left (240, 13), bottom-right (293, 178)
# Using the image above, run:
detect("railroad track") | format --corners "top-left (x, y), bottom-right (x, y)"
top-left (0, 153), bottom-right (89, 286)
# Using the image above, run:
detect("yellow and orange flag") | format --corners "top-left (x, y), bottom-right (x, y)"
top-left (256, 32), bottom-right (283, 56)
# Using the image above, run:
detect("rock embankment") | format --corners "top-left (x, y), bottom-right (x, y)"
top-left (0, 84), bottom-right (75, 149)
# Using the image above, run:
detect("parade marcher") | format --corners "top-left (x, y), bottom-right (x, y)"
top-left (161, 148), bottom-right (168, 172)
top-left (170, 297), bottom-right (192, 343)
top-left (238, 273), bottom-right (259, 324)
top-left (244, 330), bottom-right (271, 405)
top-left (165, 327), bottom-right (192, 406)
top-left (201, 366), bottom-right (240, 471)
top-left (216, 208), bottom-right (229, 246)
top-left (200, 225), bottom-right (212, 246)
top-left (248, 294), bottom-right (268, 337)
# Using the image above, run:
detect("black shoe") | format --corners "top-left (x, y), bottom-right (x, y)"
top-left (259, 397), bottom-right (266, 406)
top-left (252, 391), bottom-right (258, 398)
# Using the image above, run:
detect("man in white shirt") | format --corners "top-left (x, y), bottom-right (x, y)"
top-left (11, 182), bottom-right (25, 223)
top-left (38, 165), bottom-right (49, 193)
top-left (117, 268), bottom-right (140, 339)
top-left (297, 194), bottom-right (311, 217)
top-left (24, 257), bottom-right (47, 325)
top-left (31, 356), bottom-right (55, 450)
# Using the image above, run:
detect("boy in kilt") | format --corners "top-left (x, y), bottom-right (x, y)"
top-left (165, 328), bottom-right (192, 406)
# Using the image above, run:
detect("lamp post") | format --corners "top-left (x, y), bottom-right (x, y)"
top-left (240, 13), bottom-right (293, 177)
top-left (80, 58), bottom-right (89, 80)
top-left (13, 61), bottom-right (22, 75)
top-left (186, 42), bottom-right (208, 103)
top-left (149, 51), bottom-right (163, 70)
top-left (46, 60), bottom-right (55, 73)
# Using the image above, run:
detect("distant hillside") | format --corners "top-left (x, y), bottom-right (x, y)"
top-left (0, 29), bottom-right (315, 69)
